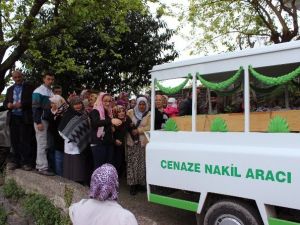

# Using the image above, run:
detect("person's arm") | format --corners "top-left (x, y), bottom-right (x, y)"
top-left (137, 113), bottom-right (151, 134)
top-left (32, 92), bottom-right (43, 124)
top-left (89, 109), bottom-right (112, 129)
top-left (3, 88), bottom-right (12, 110)
top-left (21, 84), bottom-right (34, 110)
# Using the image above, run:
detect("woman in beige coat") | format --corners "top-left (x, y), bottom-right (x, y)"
top-left (126, 96), bottom-right (150, 195)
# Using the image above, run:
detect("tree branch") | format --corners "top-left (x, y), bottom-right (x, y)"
top-left (0, 0), bottom-right (47, 75)
top-left (279, 0), bottom-right (298, 37)
top-left (249, 0), bottom-right (280, 43)
top-left (0, 0), bottom-right (8, 64)
top-left (265, 0), bottom-right (290, 38)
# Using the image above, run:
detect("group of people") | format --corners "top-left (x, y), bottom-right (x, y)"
top-left (2, 70), bottom-right (182, 196)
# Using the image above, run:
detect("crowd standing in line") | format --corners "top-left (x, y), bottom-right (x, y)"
top-left (3, 70), bottom-right (196, 196)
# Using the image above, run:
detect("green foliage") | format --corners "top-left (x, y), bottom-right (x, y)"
top-left (21, 11), bottom-right (178, 94)
top-left (0, 205), bottom-right (7, 225)
top-left (0, 0), bottom-right (146, 93)
top-left (3, 179), bottom-right (25, 200)
top-left (0, 95), bottom-right (5, 103)
top-left (197, 67), bottom-right (243, 91)
top-left (2, 179), bottom-right (70, 225)
top-left (210, 117), bottom-right (228, 132)
top-left (64, 186), bottom-right (74, 208)
top-left (249, 65), bottom-right (300, 86)
top-left (268, 116), bottom-right (290, 133)
top-left (155, 75), bottom-right (192, 95)
top-left (23, 193), bottom-right (64, 225)
top-left (170, 0), bottom-right (299, 54)
top-left (164, 118), bottom-right (179, 132)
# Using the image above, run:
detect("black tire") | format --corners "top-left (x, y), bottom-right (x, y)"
top-left (203, 200), bottom-right (263, 225)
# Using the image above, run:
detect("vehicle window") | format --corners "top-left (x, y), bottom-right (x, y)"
top-left (196, 68), bottom-right (244, 132)
top-left (154, 77), bottom-right (192, 132)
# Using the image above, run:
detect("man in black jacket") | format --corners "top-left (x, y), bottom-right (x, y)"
top-left (3, 70), bottom-right (34, 170)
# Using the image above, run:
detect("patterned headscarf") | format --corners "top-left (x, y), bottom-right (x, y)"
top-left (134, 96), bottom-right (149, 121)
top-left (89, 164), bottom-right (119, 201)
top-left (93, 92), bottom-right (113, 138)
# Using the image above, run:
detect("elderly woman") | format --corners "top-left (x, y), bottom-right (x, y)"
top-left (49, 95), bottom-right (68, 176)
top-left (126, 96), bottom-right (150, 195)
top-left (69, 164), bottom-right (138, 225)
top-left (58, 96), bottom-right (90, 183)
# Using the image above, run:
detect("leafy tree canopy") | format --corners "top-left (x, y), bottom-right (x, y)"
top-left (167, 0), bottom-right (300, 54)
top-left (21, 10), bottom-right (178, 95)
top-left (0, 0), bottom-right (145, 93)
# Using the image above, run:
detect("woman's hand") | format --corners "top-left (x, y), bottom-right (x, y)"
top-left (112, 118), bottom-right (122, 126)
top-left (115, 139), bottom-right (122, 146)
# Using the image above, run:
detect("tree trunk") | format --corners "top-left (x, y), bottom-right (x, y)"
top-left (0, 70), bottom-right (6, 94)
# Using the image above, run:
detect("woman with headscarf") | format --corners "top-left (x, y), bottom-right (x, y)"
top-left (49, 95), bottom-right (68, 176)
top-left (58, 96), bottom-right (90, 183)
top-left (89, 92), bottom-right (122, 169)
top-left (112, 105), bottom-right (137, 177)
top-left (69, 164), bottom-right (138, 225)
top-left (126, 96), bottom-right (150, 195)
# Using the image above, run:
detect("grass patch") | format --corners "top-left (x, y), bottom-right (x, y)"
top-left (3, 179), bottom-right (25, 200)
top-left (3, 179), bottom-right (71, 225)
top-left (0, 205), bottom-right (7, 225)
top-left (23, 193), bottom-right (65, 225)
top-left (64, 185), bottom-right (74, 208)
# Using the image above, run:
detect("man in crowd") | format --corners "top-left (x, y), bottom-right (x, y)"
top-left (32, 71), bottom-right (55, 175)
top-left (3, 70), bottom-right (34, 170)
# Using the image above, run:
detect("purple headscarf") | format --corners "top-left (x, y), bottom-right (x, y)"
top-left (89, 164), bottom-right (119, 201)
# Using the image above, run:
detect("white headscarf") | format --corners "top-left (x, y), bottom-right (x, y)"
top-left (133, 96), bottom-right (149, 121)
top-left (49, 95), bottom-right (68, 115)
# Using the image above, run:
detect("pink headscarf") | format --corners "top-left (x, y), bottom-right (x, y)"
top-left (93, 92), bottom-right (112, 138)
top-left (89, 164), bottom-right (119, 201)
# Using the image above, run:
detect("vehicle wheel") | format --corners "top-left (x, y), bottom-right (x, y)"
top-left (203, 200), bottom-right (262, 225)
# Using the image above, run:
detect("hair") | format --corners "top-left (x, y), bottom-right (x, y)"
top-left (12, 70), bottom-right (23, 76)
top-left (52, 85), bottom-right (62, 90)
top-left (43, 70), bottom-right (55, 78)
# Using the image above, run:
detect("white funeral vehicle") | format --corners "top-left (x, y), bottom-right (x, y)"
top-left (146, 41), bottom-right (300, 225)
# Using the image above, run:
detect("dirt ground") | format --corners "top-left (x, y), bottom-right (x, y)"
top-left (118, 178), bottom-right (197, 225)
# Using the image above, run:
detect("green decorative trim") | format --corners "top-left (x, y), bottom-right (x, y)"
top-left (250, 83), bottom-right (280, 93)
top-left (164, 118), bottom-right (179, 131)
top-left (269, 217), bottom-right (300, 225)
top-left (210, 117), bottom-right (228, 132)
top-left (155, 74), bottom-right (192, 95)
top-left (196, 67), bottom-right (243, 91)
top-left (149, 193), bottom-right (198, 212)
top-left (215, 82), bottom-right (242, 96)
top-left (249, 65), bottom-right (300, 86)
top-left (267, 116), bottom-right (290, 133)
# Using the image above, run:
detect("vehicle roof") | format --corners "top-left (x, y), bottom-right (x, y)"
top-left (151, 41), bottom-right (300, 81)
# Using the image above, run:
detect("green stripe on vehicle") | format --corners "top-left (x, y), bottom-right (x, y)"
top-left (269, 217), bottom-right (300, 225)
top-left (149, 193), bottom-right (198, 212)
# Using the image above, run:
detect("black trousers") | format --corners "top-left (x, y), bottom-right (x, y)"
top-left (10, 115), bottom-right (34, 166)
top-left (114, 145), bottom-right (126, 176)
